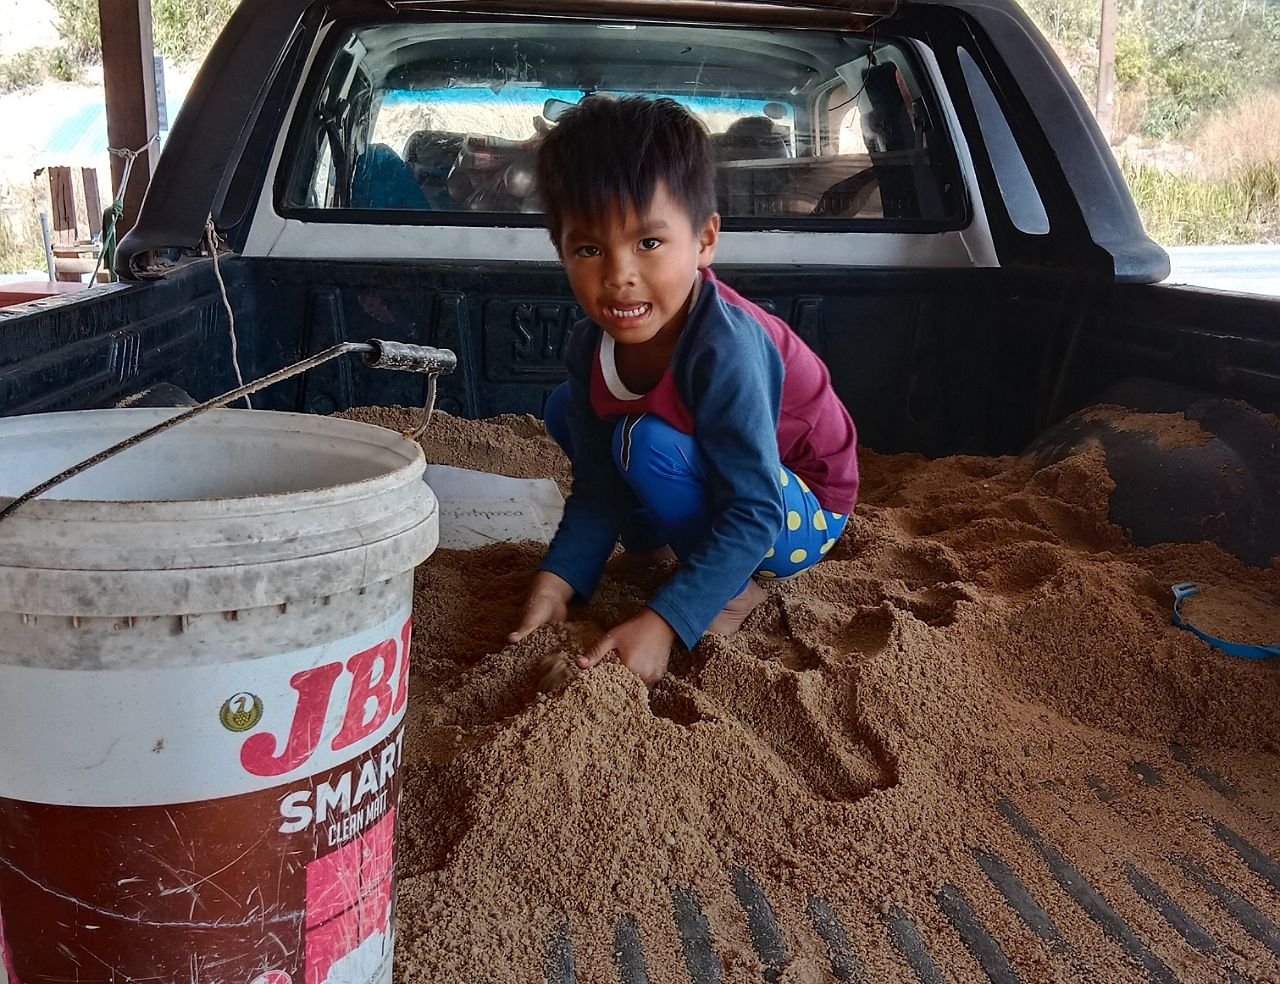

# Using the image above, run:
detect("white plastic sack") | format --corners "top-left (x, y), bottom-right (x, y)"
top-left (423, 464), bottom-right (565, 549)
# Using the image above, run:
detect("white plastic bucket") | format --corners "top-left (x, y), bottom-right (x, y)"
top-left (0, 409), bottom-right (438, 984)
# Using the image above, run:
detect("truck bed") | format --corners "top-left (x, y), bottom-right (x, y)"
top-left (0, 257), bottom-right (1274, 977)
top-left (348, 407), bottom-right (1280, 984)
top-left (1, 0), bottom-right (1277, 978)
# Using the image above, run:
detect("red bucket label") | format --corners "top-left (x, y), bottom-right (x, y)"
top-left (0, 607), bottom-right (414, 984)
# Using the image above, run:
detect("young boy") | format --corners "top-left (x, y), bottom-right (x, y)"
top-left (507, 96), bottom-right (859, 685)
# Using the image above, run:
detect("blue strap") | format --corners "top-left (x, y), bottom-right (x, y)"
top-left (1170, 582), bottom-right (1280, 661)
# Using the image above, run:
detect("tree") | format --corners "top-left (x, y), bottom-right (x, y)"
top-left (1096, 0), bottom-right (1119, 141)
top-left (1021, 0), bottom-right (1280, 140)
top-left (49, 0), bottom-right (100, 62)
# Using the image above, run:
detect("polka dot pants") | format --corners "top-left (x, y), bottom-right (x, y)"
top-left (597, 412), bottom-right (848, 584)
top-left (755, 464), bottom-right (850, 580)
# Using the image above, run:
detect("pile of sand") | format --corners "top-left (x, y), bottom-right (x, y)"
top-left (340, 407), bottom-right (1280, 983)
top-left (1180, 586), bottom-right (1280, 646)
top-left (1079, 405), bottom-right (1213, 450)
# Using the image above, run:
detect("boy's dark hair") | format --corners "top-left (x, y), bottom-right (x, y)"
top-left (536, 95), bottom-right (717, 246)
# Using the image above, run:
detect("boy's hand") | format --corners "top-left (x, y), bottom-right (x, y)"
top-left (578, 609), bottom-right (676, 686)
top-left (508, 571), bottom-right (574, 643)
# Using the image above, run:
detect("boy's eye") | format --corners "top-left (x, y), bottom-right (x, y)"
top-left (638, 238), bottom-right (662, 251)
top-left (574, 245), bottom-right (601, 258)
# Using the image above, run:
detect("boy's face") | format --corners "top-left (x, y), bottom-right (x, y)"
top-left (557, 182), bottom-right (720, 348)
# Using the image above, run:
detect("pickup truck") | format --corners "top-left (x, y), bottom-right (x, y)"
top-left (1, 1), bottom-right (1277, 982)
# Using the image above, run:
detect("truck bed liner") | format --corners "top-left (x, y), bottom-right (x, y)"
top-left (528, 763), bottom-right (1278, 982)
top-left (384, 411), bottom-right (1280, 984)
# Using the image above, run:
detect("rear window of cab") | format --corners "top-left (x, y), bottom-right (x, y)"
top-left (279, 18), bottom-right (966, 230)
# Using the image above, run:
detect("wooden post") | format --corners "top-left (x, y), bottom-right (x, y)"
top-left (98, 0), bottom-right (159, 239)
top-left (48, 167), bottom-right (77, 246)
top-left (1096, 0), bottom-right (1118, 145)
top-left (82, 167), bottom-right (103, 239)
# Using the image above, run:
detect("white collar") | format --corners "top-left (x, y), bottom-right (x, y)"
top-left (599, 334), bottom-right (646, 401)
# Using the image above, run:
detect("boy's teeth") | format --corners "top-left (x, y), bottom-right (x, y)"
top-left (610, 304), bottom-right (648, 318)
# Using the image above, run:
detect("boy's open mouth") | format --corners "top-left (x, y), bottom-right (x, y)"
top-left (606, 302), bottom-right (652, 321)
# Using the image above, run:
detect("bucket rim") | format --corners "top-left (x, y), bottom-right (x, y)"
top-left (0, 407), bottom-right (427, 516)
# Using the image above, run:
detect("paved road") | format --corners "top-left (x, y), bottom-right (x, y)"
top-left (1164, 244), bottom-right (1280, 297)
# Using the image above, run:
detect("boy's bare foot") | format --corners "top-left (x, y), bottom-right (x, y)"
top-left (707, 579), bottom-right (766, 636)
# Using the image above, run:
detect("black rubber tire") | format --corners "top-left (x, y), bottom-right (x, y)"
top-left (1025, 378), bottom-right (1280, 567)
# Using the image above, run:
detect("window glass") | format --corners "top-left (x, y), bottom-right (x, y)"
top-left (836, 104), bottom-right (870, 156)
top-left (311, 140), bottom-right (334, 208)
top-left (281, 21), bottom-right (964, 226)
top-left (956, 47), bottom-right (1050, 235)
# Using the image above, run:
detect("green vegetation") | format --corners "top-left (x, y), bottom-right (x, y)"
top-left (0, 209), bottom-right (48, 276)
top-left (49, 0), bottom-right (100, 63)
top-left (50, 0), bottom-right (238, 65)
top-left (151, 0), bottom-right (238, 60)
top-left (1022, 0), bottom-right (1280, 139)
top-left (1022, 0), bottom-right (1280, 242)
top-left (1127, 83), bottom-right (1280, 245)
top-left (0, 50), bottom-right (46, 93)
top-left (0, 0), bottom-right (240, 96)
top-left (1123, 159), bottom-right (1280, 244)
top-left (0, 46), bottom-right (79, 94)
top-left (0, 0), bottom-right (241, 97)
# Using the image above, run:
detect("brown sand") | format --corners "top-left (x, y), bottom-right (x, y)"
top-left (1181, 585), bottom-right (1280, 646)
top-left (1081, 405), bottom-right (1213, 450)
top-left (339, 408), bottom-right (1280, 983)
top-left (342, 406), bottom-right (572, 494)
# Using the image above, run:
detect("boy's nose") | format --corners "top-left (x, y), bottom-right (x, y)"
top-left (603, 254), bottom-right (637, 288)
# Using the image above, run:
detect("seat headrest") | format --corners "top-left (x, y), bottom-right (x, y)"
top-left (404, 129), bottom-right (463, 171)
top-left (714, 116), bottom-right (790, 163)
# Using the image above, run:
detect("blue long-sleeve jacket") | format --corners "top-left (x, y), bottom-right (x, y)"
top-left (539, 278), bottom-right (788, 647)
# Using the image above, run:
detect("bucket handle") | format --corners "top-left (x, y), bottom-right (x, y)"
top-left (0, 340), bottom-right (457, 523)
